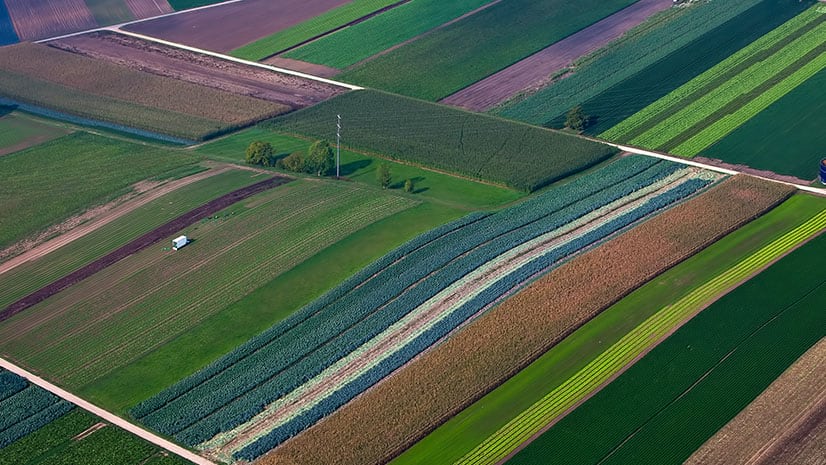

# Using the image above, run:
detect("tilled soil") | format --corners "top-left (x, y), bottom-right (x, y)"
top-left (0, 175), bottom-right (291, 323)
top-left (4, 0), bottom-right (97, 41)
top-left (49, 32), bottom-right (346, 109)
top-left (126, 0), bottom-right (174, 19)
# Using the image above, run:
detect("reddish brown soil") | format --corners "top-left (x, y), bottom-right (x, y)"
top-left (262, 57), bottom-right (341, 78)
top-left (126, 0), bottom-right (173, 19)
top-left (4, 0), bottom-right (97, 41)
top-left (441, 0), bottom-right (674, 111)
top-left (123, 0), bottom-right (350, 53)
top-left (49, 32), bottom-right (346, 108)
top-left (0, 175), bottom-right (291, 323)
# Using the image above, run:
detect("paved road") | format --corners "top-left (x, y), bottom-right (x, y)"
top-left (0, 357), bottom-right (216, 465)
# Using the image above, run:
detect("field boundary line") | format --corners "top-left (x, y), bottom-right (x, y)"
top-left (0, 357), bottom-right (216, 465)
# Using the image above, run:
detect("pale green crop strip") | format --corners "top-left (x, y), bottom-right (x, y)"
top-left (673, 50), bottom-right (826, 156)
top-left (628, 19), bottom-right (826, 149)
top-left (455, 209), bottom-right (826, 465)
top-left (601, 6), bottom-right (822, 141)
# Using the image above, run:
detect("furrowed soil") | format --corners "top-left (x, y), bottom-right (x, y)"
top-left (259, 176), bottom-right (794, 465)
top-left (0, 175), bottom-right (291, 322)
top-left (4, 0), bottom-right (97, 41)
top-left (441, 0), bottom-right (673, 111)
top-left (49, 32), bottom-right (346, 109)
top-left (124, 0), bottom-right (350, 53)
top-left (125, 0), bottom-right (173, 19)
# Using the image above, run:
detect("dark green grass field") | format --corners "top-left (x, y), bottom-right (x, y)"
top-left (508, 230), bottom-right (826, 465)
top-left (338, 0), bottom-right (637, 100)
top-left (702, 67), bottom-right (826, 180)
top-left (0, 409), bottom-right (188, 465)
top-left (267, 90), bottom-right (616, 192)
top-left (0, 132), bottom-right (198, 251)
top-left (497, 0), bottom-right (812, 134)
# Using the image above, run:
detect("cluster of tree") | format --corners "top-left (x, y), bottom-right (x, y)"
top-left (376, 163), bottom-right (415, 193)
top-left (245, 140), bottom-right (335, 176)
top-left (565, 105), bottom-right (590, 132)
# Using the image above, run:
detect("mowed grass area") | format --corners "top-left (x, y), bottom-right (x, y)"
top-left (0, 132), bottom-right (198, 252)
top-left (268, 90), bottom-right (616, 192)
top-left (0, 111), bottom-right (71, 156)
top-left (0, 409), bottom-right (188, 465)
top-left (339, 0), bottom-right (637, 100)
top-left (497, 0), bottom-right (813, 134)
top-left (0, 168), bottom-right (261, 310)
top-left (0, 180), bottom-right (416, 391)
top-left (231, 0), bottom-right (400, 60)
top-left (604, 6), bottom-right (826, 158)
top-left (284, 0), bottom-right (492, 69)
top-left (0, 43), bottom-right (287, 141)
top-left (509, 226), bottom-right (826, 465)
top-left (198, 127), bottom-right (525, 209)
top-left (703, 67), bottom-right (826, 180)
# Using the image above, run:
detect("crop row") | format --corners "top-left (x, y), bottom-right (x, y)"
top-left (258, 176), bottom-right (794, 465)
top-left (0, 374), bottom-right (74, 449)
top-left (233, 177), bottom-right (712, 461)
top-left (602, 6), bottom-right (823, 141)
top-left (0, 370), bottom-right (27, 402)
top-left (630, 21), bottom-right (826, 149)
top-left (496, 0), bottom-right (770, 126)
top-left (135, 157), bottom-right (676, 442)
top-left (459, 209), bottom-right (826, 465)
top-left (672, 50), bottom-right (826, 156)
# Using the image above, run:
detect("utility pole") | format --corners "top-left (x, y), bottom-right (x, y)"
top-left (336, 114), bottom-right (341, 179)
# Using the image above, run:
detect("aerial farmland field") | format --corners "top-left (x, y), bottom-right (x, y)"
top-left (1, 0), bottom-right (825, 464)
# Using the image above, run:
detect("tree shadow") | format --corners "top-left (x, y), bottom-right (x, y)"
top-left (340, 159), bottom-right (372, 176)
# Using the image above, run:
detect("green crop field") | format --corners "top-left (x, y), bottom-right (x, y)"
top-left (508, 224), bottom-right (826, 465)
top-left (198, 127), bottom-right (525, 209)
top-left (85, 0), bottom-right (134, 25)
top-left (496, 0), bottom-right (812, 134)
top-left (0, 168), bottom-right (260, 310)
top-left (231, 0), bottom-right (400, 60)
top-left (0, 112), bottom-right (71, 156)
top-left (168, 0), bottom-right (226, 10)
top-left (703, 67), bottom-right (826, 180)
top-left (0, 409), bottom-right (188, 465)
top-left (284, 0), bottom-right (492, 69)
top-left (391, 193), bottom-right (826, 465)
top-left (0, 180), bottom-right (416, 390)
top-left (268, 90), bottom-right (616, 192)
top-left (0, 132), bottom-right (198, 252)
top-left (339, 0), bottom-right (637, 100)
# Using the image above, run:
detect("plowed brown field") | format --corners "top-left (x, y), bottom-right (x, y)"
top-left (5, 0), bottom-right (97, 41)
top-left (126, 0), bottom-right (173, 19)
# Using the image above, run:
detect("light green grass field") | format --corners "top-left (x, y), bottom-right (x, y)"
top-left (391, 193), bottom-right (826, 465)
top-left (0, 112), bottom-right (71, 156)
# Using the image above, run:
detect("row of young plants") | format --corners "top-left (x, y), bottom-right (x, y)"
top-left (0, 372), bottom-right (73, 448)
top-left (232, 176), bottom-right (713, 461)
top-left (133, 157), bottom-right (673, 440)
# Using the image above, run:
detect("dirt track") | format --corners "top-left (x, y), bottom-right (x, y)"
top-left (0, 175), bottom-right (291, 323)
top-left (49, 31), bottom-right (345, 108)
top-left (123, 0), bottom-right (349, 53)
top-left (441, 0), bottom-right (673, 111)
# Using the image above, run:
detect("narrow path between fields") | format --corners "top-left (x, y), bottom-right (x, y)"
top-left (0, 357), bottom-right (216, 465)
top-left (0, 166), bottom-right (229, 276)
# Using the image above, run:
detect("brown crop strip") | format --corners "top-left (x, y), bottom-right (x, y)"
top-left (0, 175), bottom-right (291, 322)
top-left (260, 175), bottom-right (794, 465)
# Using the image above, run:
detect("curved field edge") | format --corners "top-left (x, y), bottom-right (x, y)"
top-left (390, 192), bottom-right (826, 465)
top-left (685, 336), bottom-right (826, 465)
top-left (508, 228), bottom-right (826, 465)
top-left (256, 175), bottom-right (794, 465)
top-left (455, 202), bottom-right (826, 465)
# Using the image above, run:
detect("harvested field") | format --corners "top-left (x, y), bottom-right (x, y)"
top-left (124, 0), bottom-right (350, 53)
top-left (4, 0), bottom-right (97, 41)
top-left (126, 0), bottom-right (174, 18)
top-left (0, 175), bottom-right (291, 322)
top-left (441, 0), bottom-right (673, 111)
top-left (50, 32), bottom-right (345, 109)
top-left (262, 57), bottom-right (341, 78)
top-left (259, 175), bottom-right (794, 465)
top-left (686, 337), bottom-right (826, 465)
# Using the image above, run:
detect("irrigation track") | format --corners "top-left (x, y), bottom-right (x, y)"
top-left (0, 357), bottom-right (216, 465)
top-left (0, 166), bottom-right (229, 277)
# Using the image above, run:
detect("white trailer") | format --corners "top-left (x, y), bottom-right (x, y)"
top-left (172, 235), bottom-right (188, 251)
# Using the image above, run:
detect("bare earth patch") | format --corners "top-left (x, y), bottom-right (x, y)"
top-left (262, 57), bottom-right (341, 79)
top-left (49, 31), bottom-right (346, 109)
top-left (441, 0), bottom-right (674, 111)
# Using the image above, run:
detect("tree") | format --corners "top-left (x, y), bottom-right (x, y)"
top-left (306, 140), bottom-right (334, 176)
top-left (404, 178), bottom-right (415, 193)
top-left (245, 141), bottom-right (274, 166)
top-left (278, 151), bottom-right (305, 173)
top-left (377, 163), bottom-right (391, 189)
top-left (565, 105), bottom-right (589, 132)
